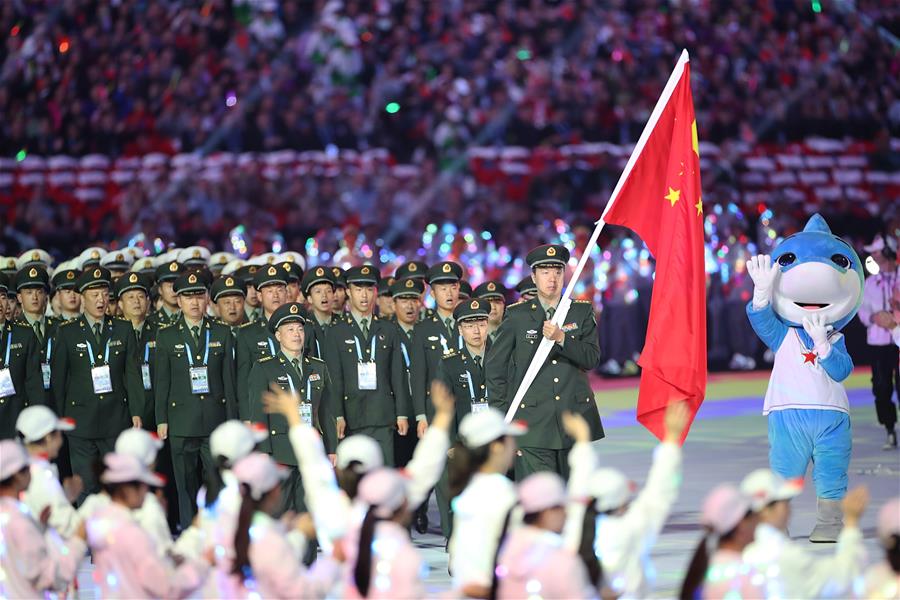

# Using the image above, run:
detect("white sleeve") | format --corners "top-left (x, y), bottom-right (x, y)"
top-left (788, 526), bottom-right (866, 598)
top-left (619, 442), bottom-right (681, 539)
top-left (562, 441), bottom-right (599, 552)
top-left (404, 426), bottom-right (450, 509)
top-left (134, 494), bottom-right (174, 557)
top-left (26, 471), bottom-right (82, 540)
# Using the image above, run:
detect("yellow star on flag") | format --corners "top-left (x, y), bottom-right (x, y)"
top-left (664, 187), bottom-right (681, 207)
top-left (692, 120), bottom-right (699, 157)
top-left (695, 196), bottom-right (703, 216)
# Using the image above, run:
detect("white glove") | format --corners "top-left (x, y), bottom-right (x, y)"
top-left (802, 313), bottom-right (833, 358)
top-left (747, 254), bottom-right (779, 308)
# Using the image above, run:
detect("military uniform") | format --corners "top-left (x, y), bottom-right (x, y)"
top-left (145, 261), bottom-right (183, 333)
top-left (154, 273), bottom-right (236, 529)
top-left (300, 267), bottom-right (337, 360)
top-left (210, 275), bottom-right (248, 333)
top-left (389, 277), bottom-right (423, 472)
top-left (322, 266), bottom-right (412, 465)
top-left (14, 266), bottom-right (62, 396)
top-left (0, 272), bottom-right (45, 439)
top-left (51, 267), bottom-right (145, 503)
top-left (485, 245), bottom-right (604, 479)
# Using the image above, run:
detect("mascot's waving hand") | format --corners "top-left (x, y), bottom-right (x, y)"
top-left (746, 213), bottom-right (863, 543)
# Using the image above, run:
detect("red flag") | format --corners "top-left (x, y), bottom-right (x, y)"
top-left (603, 51), bottom-right (706, 442)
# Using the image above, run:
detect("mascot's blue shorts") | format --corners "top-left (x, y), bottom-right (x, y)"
top-left (768, 409), bottom-right (851, 499)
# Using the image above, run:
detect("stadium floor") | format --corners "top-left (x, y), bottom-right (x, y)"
top-left (77, 368), bottom-right (899, 598)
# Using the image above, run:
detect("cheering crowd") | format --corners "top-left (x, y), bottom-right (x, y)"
top-left (0, 243), bottom-right (898, 599)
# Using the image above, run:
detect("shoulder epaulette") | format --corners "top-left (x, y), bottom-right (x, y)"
top-left (237, 321), bottom-right (254, 329)
top-left (60, 318), bottom-right (80, 327)
top-left (507, 300), bottom-right (525, 309)
top-left (159, 321), bottom-right (177, 330)
top-left (307, 355), bottom-right (325, 364)
top-left (442, 350), bottom-right (459, 359)
top-left (260, 355), bottom-right (274, 362)
top-left (574, 299), bottom-right (593, 304)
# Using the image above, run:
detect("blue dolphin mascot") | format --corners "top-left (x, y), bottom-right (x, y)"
top-left (746, 213), bottom-right (863, 542)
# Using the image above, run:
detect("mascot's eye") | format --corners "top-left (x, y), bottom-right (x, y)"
top-left (777, 253), bottom-right (796, 267)
top-left (830, 254), bottom-right (850, 268)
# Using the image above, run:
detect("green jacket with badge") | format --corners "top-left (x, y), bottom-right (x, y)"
top-left (247, 352), bottom-right (338, 458)
top-left (485, 298), bottom-right (604, 449)
top-left (435, 347), bottom-right (489, 443)
top-left (322, 313), bottom-right (412, 430)
top-left (50, 315), bottom-right (145, 439)
top-left (234, 318), bottom-right (280, 420)
top-left (409, 315), bottom-right (462, 422)
top-left (0, 321), bottom-right (46, 438)
top-left (154, 315), bottom-right (237, 437)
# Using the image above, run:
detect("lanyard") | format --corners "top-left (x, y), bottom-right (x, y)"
top-left (439, 333), bottom-right (464, 354)
top-left (144, 342), bottom-right (150, 364)
top-left (185, 330), bottom-right (211, 367)
top-left (400, 341), bottom-right (410, 369)
top-left (267, 337), bottom-right (276, 355)
top-left (354, 336), bottom-right (377, 363)
top-left (285, 365), bottom-right (312, 401)
top-left (45, 337), bottom-right (52, 362)
top-left (2, 331), bottom-right (10, 368)
top-left (85, 339), bottom-right (110, 367)
top-left (465, 370), bottom-right (476, 401)
top-left (314, 338), bottom-right (321, 358)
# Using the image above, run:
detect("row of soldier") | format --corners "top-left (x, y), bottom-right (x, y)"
top-left (0, 242), bottom-right (604, 541)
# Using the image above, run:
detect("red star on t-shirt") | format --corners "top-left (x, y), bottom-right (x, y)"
top-left (802, 351), bottom-right (817, 364)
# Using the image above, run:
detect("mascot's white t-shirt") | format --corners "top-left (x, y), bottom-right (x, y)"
top-left (763, 329), bottom-right (849, 416)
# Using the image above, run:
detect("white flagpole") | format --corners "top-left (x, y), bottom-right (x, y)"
top-left (504, 49), bottom-right (691, 423)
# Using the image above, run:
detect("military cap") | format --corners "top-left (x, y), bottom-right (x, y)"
top-left (173, 272), bottom-right (208, 296)
top-left (186, 266), bottom-right (214, 287)
top-left (131, 257), bottom-right (157, 274)
top-left (280, 261), bottom-right (303, 284)
top-left (515, 276), bottom-right (537, 297)
top-left (301, 266), bottom-right (335, 295)
top-left (210, 275), bottom-right (246, 302)
top-left (526, 244), bottom-right (569, 269)
top-left (208, 252), bottom-right (236, 271)
top-left (51, 265), bottom-right (81, 291)
top-left (345, 265), bottom-right (380, 286)
top-left (331, 267), bottom-right (347, 289)
top-left (99, 250), bottom-right (133, 271)
top-left (253, 264), bottom-right (288, 290)
top-left (233, 265), bottom-right (255, 286)
top-left (155, 261), bottom-right (183, 283)
top-left (474, 280), bottom-right (507, 300)
top-left (378, 276), bottom-right (396, 296)
top-left (75, 267), bottom-right (112, 293)
top-left (16, 249), bottom-right (53, 270)
top-left (268, 302), bottom-right (306, 334)
top-left (390, 277), bottom-right (424, 299)
top-left (115, 272), bottom-right (151, 297)
top-left (77, 247), bottom-right (107, 269)
top-left (0, 271), bottom-right (9, 295)
top-left (426, 261), bottom-right (464, 285)
top-left (458, 280), bottom-right (472, 299)
top-left (276, 251), bottom-right (306, 271)
top-left (221, 259), bottom-right (244, 277)
top-left (177, 246), bottom-right (211, 266)
top-left (453, 298), bottom-right (490, 322)
top-left (0, 257), bottom-right (17, 274)
top-left (14, 266), bottom-right (50, 292)
top-left (394, 261), bottom-right (428, 281)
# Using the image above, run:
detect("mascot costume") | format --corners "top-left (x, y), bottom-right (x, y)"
top-left (746, 213), bottom-right (863, 543)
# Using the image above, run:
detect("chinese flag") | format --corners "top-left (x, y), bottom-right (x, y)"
top-left (603, 51), bottom-right (706, 442)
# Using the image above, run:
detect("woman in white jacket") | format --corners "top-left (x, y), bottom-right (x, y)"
top-left (741, 468), bottom-right (868, 599)
top-left (576, 401), bottom-right (688, 598)
top-left (861, 497), bottom-right (900, 600)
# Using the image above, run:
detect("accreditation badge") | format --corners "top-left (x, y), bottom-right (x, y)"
top-left (91, 365), bottom-right (113, 394)
top-left (141, 364), bottom-right (152, 390)
top-left (357, 361), bottom-right (377, 390)
top-left (41, 363), bottom-right (51, 389)
top-left (299, 402), bottom-right (313, 427)
top-left (471, 401), bottom-right (489, 415)
top-left (189, 366), bottom-right (211, 394)
top-left (0, 368), bottom-right (16, 398)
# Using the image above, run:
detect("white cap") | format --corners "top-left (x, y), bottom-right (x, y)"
top-left (131, 257), bottom-right (157, 272)
top-left (15, 405), bottom-right (75, 443)
top-left (586, 468), bottom-right (633, 512)
top-left (458, 408), bottom-right (526, 449)
top-left (77, 247), bottom-right (107, 269)
top-left (358, 468), bottom-right (408, 518)
top-left (877, 497), bottom-right (900, 543)
top-left (16, 249), bottom-right (53, 270)
top-left (221, 259), bottom-right (245, 276)
top-left (115, 429), bottom-right (163, 467)
top-left (233, 452), bottom-right (288, 500)
top-left (99, 250), bottom-right (134, 270)
top-left (336, 435), bottom-right (383, 472)
top-left (701, 484), bottom-right (751, 535)
top-left (0, 440), bottom-right (30, 480)
top-left (178, 246), bottom-right (211, 266)
top-left (740, 469), bottom-right (803, 512)
top-left (209, 252), bottom-right (236, 269)
top-left (276, 251), bottom-right (306, 271)
top-left (210, 420), bottom-right (268, 465)
top-left (518, 472), bottom-right (567, 514)
top-left (100, 452), bottom-right (164, 487)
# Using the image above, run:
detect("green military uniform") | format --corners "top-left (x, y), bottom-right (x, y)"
top-left (210, 275), bottom-right (247, 333)
top-left (0, 273), bottom-right (45, 439)
top-left (115, 273), bottom-right (157, 428)
top-left (235, 265), bottom-right (286, 419)
top-left (409, 262), bottom-right (464, 424)
top-left (389, 277), bottom-right (423, 474)
top-left (145, 261), bottom-right (183, 333)
top-left (474, 280), bottom-right (509, 345)
top-left (155, 272), bottom-right (237, 529)
top-left (486, 245), bottom-right (604, 480)
top-left (322, 266), bottom-right (412, 466)
top-left (300, 267), bottom-right (337, 360)
top-left (14, 266), bottom-right (61, 395)
top-left (51, 267), bottom-right (145, 503)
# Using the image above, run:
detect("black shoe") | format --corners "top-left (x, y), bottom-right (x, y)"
top-left (884, 430), bottom-right (898, 450)
top-left (414, 506), bottom-right (429, 534)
